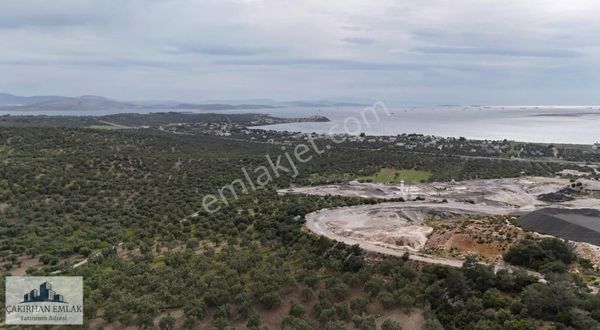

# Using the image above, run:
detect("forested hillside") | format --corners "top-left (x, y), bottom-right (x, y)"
top-left (0, 115), bottom-right (598, 329)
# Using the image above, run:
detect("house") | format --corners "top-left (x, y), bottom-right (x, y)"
top-left (593, 142), bottom-right (600, 150)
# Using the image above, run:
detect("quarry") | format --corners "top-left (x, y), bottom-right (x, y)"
top-left (284, 177), bottom-right (600, 268)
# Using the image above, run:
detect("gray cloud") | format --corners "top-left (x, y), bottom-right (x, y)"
top-left (217, 58), bottom-right (421, 71)
top-left (0, 0), bottom-right (599, 104)
top-left (165, 45), bottom-right (278, 56)
top-left (340, 37), bottom-right (375, 45)
top-left (0, 1), bottom-right (108, 29)
top-left (0, 58), bottom-right (180, 69)
top-left (215, 57), bottom-right (500, 73)
top-left (0, 14), bottom-right (94, 29)
top-left (413, 46), bottom-right (582, 58)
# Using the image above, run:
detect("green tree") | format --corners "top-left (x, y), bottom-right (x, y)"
top-left (378, 291), bottom-right (395, 309)
top-left (381, 319), bottom-right (402, 330)
top-left (325, 320), bottom-right (347, 330)
top-left (289, 301), bottom-right (305, 318)
top-left (258, 291), bottom-right (281, 309)
top-left (159, 313), bottom-right (176, 330)
top-left (350, 297), bottom-right (368, 314)
top-left (352, 313), bottom-right (376, 330)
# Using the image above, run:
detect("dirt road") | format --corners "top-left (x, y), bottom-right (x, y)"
top-left (306, 207), bottom-right (543, 278)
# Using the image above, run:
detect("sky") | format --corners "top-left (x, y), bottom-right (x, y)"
top-left (1, 0), bottom-right (600, 105)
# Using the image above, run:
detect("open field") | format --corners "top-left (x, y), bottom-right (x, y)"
top-left (283, 177), bottom-right (600, 210)
top-left (359, 168), bottom-right (432, 183)
top-left (282, 176), bottom-right (585, 207)
top-left (86, 125), bottom-right (124, 130)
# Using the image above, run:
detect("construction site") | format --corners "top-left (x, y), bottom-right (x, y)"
top-left (283, 177), bottom-right (600, 268)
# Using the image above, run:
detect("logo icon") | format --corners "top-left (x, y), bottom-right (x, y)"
top-left (5, 276), bottom-right (83, 325)
top-left (22, 282), bottom-right (67, 303)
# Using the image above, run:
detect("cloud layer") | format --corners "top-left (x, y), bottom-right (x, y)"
top-left (1, 0), bottom-right (599, 104)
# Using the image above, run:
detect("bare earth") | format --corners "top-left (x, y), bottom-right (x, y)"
top-left (285, 177), bottom-right (600, 271)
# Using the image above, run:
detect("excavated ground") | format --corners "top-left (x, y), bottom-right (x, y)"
top-left (287, 177), bottom-right (600, 267)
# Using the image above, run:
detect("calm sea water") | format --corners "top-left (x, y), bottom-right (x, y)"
top-left (2, 105), bottom-right (599, 144)
top-left (252, 106), bottom-right (600, 145)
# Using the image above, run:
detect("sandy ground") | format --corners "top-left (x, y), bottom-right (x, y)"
top-left (288, 176), bottom-right (600, 273)
top-left (282, 176), bottom-right (596, 209)
top-left (297, 177), bottom-right (600, 250)
top-left (284, 177), bottom-right (600, 207)
top-left (581, 178), bottom-right (600, 191)
top-left (307, 201), bottom-right (517, 251)
top-left (575, 242), bottom-right (600, 268)
top-left (306, 206), bottom-right (543, 278)
top-left (306, 207), bottom-right (465, 267)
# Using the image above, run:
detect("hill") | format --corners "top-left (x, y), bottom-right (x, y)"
top-left (171, 103), bottom-right (279, 110)
top-left (2, 95), bottom-right (141, 111)
top-left (0, 92), bottom-right (66, 106)
top-left (0, 94), bottom-right (278, 112)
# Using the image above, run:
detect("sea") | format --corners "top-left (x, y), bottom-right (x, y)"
top-left (2, 105), bottom-right (599, 145)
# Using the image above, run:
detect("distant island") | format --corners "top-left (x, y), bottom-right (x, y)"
top-left (0, 93), bottom-right (279, 112)
top-left (0, 92), bottom-right (370, 112)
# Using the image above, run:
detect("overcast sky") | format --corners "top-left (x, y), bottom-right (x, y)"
top-left (1, 0), bottom-right (599, 104)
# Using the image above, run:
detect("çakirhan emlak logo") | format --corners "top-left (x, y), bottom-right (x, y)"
top-left (22, 281), bottom-right (67, 303)
top-left (5, 276), bottom-right (83, 325)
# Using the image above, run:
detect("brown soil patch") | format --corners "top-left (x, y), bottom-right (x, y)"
top-left (424, 216), bottom-right (526, 262)
top-left (9, 256), bottom-right (44, 275)
top-left (446, 234), bottom-right (506, 259)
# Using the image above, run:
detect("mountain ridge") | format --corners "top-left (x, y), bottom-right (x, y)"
top-left (0, 92), bottom-right (370, 111)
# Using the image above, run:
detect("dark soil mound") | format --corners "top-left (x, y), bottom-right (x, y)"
top-left (537, 188), bottom-right (578, 202)
top-left (518, 208), bottom-right (600, 244)
top-left (537, 192), bottom-right (574, 202)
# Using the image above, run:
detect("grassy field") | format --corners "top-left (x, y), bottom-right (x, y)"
top-left (359, 168), bottom-right (432, 183)
top-left (86, 125), bottom-right (123, 130)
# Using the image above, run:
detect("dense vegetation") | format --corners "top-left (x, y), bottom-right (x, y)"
top-left (504, 237), bottom-right (577, 273)
top-left (0, 113), bottom-right (598, 329)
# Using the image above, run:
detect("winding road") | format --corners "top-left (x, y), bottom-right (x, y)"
top-left (305, 205), bottom-right (545, 279)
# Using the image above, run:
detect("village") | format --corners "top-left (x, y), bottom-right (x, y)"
top-left (160, 116), bottom-right (600, 165)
